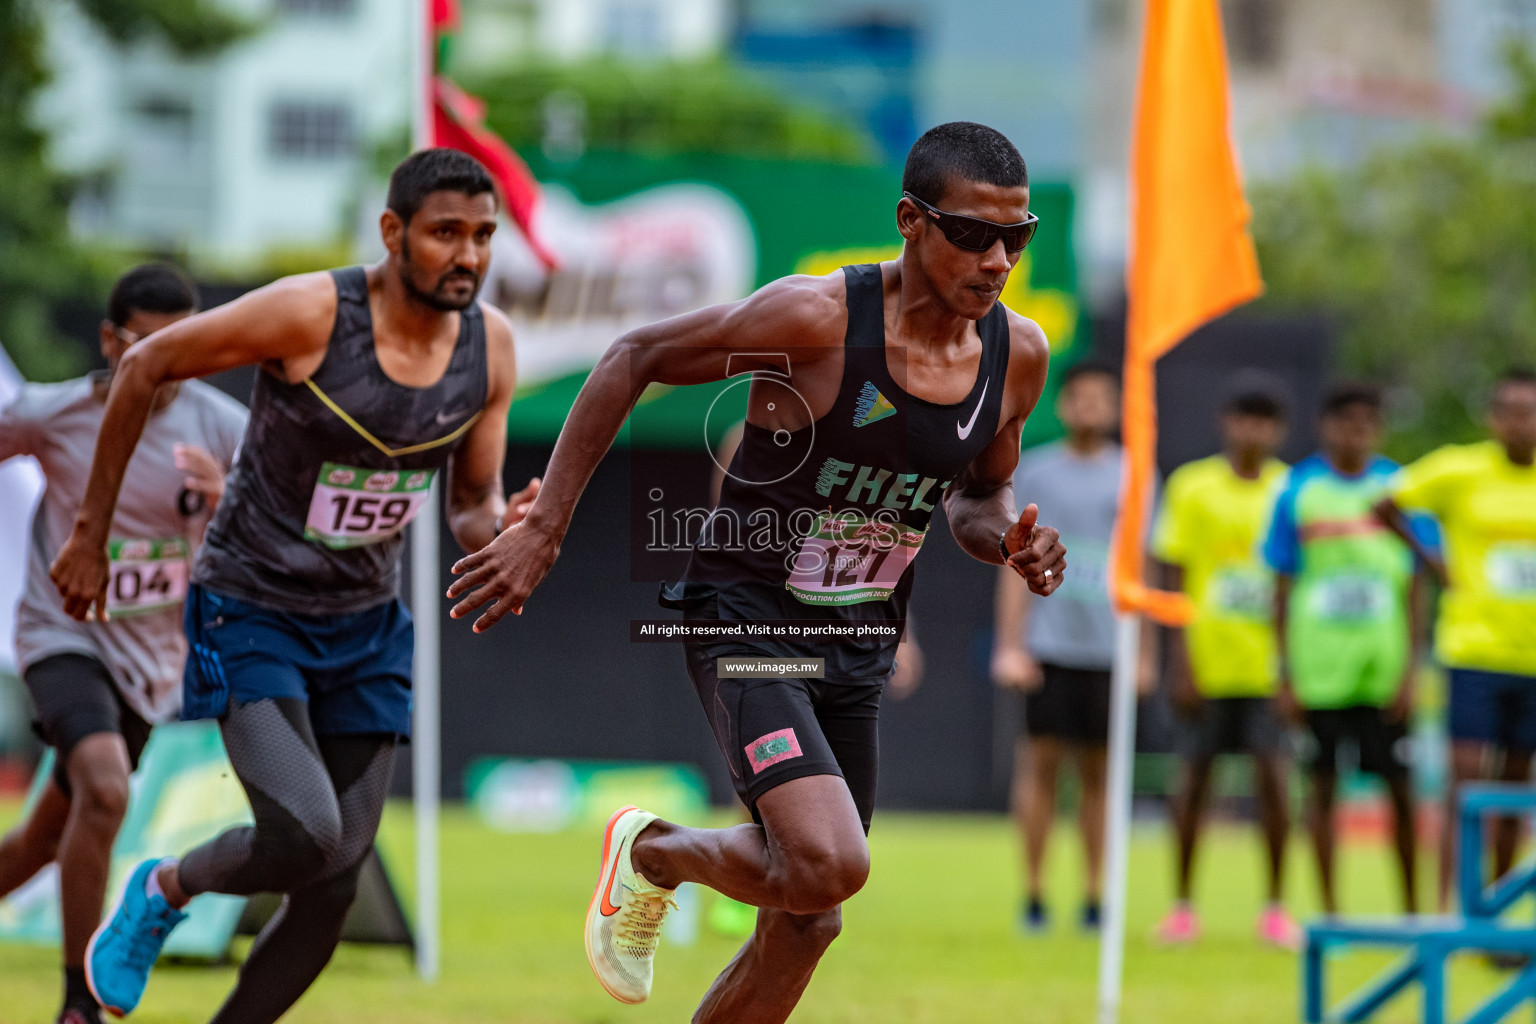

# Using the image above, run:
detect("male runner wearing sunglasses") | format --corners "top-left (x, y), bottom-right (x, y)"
top-left (448, 121), bottom-right (1065, 1023)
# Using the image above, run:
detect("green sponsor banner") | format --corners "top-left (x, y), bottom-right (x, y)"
top-left (0, 722), bottom-right (251, 958)
top-left (497, 151), bottom-right (1079, 450)
top-left (464, 757), bottom-right (709, 832)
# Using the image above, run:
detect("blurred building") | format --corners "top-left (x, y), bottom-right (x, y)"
top-left (35, 0), bottom-right (1536, 284)
top-left (1082, 0), bottom-right (1536, 306)
top-left (454, 0), bottom-right (727, 68)
top-left (37, 0), bottom-right (411, 269)
top-left (733, 0), bottom-right (1090, 178)
top-left (1440, 0), bottom-right (1536, 96)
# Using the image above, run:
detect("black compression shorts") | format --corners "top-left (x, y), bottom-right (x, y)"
top-left (682, 642), bottom-right (883, 834)
top-left (24, 653), bottom-right (152, 796)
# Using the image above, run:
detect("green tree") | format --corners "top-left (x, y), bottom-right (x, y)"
top-left (466, 58), bottom-right (877, 164)
top-left (0, 0), bottom-right (247, 381)
top-left (1251, 46), bottom-right (1536, 457)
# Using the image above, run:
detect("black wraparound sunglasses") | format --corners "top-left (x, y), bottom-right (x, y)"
top-left (902, 191), bottom-right (1039, 253)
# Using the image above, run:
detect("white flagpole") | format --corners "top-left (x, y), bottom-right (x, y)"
top-left (409, 0), bottom-right (442, 985)
top-left (1096, 613), bottom-right (1141, 1024)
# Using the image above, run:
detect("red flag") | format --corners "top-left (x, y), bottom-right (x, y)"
top-left (424, 0), bottom-right (557, 271)
top-left (432, 78), bottom-right (560, 271)
top-left (430, 0), bottom-right (459, 32)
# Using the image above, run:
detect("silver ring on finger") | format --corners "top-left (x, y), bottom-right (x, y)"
top-left (1044, 568), bottom-right (1054, 580)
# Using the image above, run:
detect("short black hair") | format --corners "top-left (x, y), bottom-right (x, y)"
top-left (1497, 366), bottom-right (1536, 389)
top-left (1320, 381), bottom-right (1382, 418)
top-left (1221, 370), bottom-right (1288, 420)
top-left (386, 148), bottom-right (497, 226)
top-left (1061, 359), bottom-right (1120, 391)
top-left (108, 263), bottom-right (198, 327)
top-left (902, 122), bottom-right (1028, 206)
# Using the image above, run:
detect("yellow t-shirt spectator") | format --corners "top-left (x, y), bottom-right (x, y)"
top-left (1152, 455), bottom-right (1288, 697)
top-left (1391, 441), bottom-right (1536, 677)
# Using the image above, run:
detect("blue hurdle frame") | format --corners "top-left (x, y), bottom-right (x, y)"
top-left (1302, 783), bottom-right (1536, 1024)
top-left (1459, 787), bottom-right (1536, 919)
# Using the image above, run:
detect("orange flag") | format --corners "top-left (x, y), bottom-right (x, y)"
top-left (1112, 0), bottom-right (1263, 623)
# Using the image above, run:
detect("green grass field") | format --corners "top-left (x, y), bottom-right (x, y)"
top-left (0, 798), bottom-right (1524, 1023)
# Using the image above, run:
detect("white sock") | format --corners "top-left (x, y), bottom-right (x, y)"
top-left (144, 858), bottom-right (174, 902)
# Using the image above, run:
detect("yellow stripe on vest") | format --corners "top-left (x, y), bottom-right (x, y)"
top-left (303, 378), bottom-right (482, 458)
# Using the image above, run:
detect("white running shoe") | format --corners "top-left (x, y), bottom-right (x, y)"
top-left (585, 805), bottom-right (677, 1004)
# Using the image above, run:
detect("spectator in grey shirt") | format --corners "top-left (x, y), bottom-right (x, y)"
top-left (991, 361), bottom-right (1156, 933)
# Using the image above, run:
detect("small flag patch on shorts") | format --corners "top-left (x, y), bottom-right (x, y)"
top-left (745, 728), bottom-right (803, 774)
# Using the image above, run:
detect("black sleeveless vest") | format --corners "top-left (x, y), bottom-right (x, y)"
top-left (666, 263), bottom-right (1010, 679)
top-left (194, 266), bottom-right (488, 614)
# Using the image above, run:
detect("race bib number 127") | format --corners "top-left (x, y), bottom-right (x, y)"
top-left (785, 512), bottom-right (926, 606)
top-left (304, 462), bottom-right (436, 550)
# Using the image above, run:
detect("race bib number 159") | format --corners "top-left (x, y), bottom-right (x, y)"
top-left (304, 462), bottom-right (436, 550)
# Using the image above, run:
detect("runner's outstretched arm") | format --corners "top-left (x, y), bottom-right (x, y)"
top-left (446, 274), bottom-right (846, 632)
top-left (49, 274), bottom-right (336, 621)
top-left (1371, 496), bottom-right (1448, 586)
top-left (943, 310), bottom-right (1064, 596)
top-left (445, 304), bottom-right (540, 553)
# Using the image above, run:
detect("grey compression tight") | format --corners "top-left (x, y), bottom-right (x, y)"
top-left (177, 697), bottom-right (396, 1024)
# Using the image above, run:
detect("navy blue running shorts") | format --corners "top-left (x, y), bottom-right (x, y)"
top-left (1448, 667), bottom-right (1536, 751)
top-left (182, 584), bottom-right (413, 737)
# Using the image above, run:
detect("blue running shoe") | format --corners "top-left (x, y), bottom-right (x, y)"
top-left (1021, 897), bottom-right (1049, 934)
top-left (86, 860), bottom-right (187, 1017)
top-left (1081, 900), bottom-right (1102, 932)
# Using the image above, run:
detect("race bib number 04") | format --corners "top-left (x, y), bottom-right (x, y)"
top-left (106, 538), bottom-right (189, 616)
top-left (785, 512), bottom-right (926, 606)
top-left (1487, 543), bottom-right (1536, 599)
top-left (304, 462), bottom-right (436, 550)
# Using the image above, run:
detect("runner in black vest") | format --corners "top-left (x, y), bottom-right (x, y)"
top-left (50, 149), bottom-right (537, 1023)
top-left (450, 122), bottom-right (1066, 1021)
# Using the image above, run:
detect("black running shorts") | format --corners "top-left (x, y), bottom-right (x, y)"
top-left (24, 653), bottom-right (152, 795)
top-left (1178, 696), bottom-right (1285, 760)
top-left (1022, 663), bottom-right (1113, 744)
top-left (1304, 705), bottom-right (1410, 779)
top-left (682, 642), bottom-right (882, 834)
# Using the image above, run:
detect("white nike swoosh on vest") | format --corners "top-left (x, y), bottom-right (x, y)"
top-left (956, 378), bottom-right (989, 440)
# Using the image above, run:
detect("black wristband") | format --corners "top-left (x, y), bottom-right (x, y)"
top-left (998, 529), bottom-right (1012, 565)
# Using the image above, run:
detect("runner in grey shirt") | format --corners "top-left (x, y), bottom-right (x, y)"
top-left (990, 362), bottom-right (1156, 933)
top-left (0, 264), bottom-right (244, 1024)
top-left (10, 374), bottom-right (244, 722)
